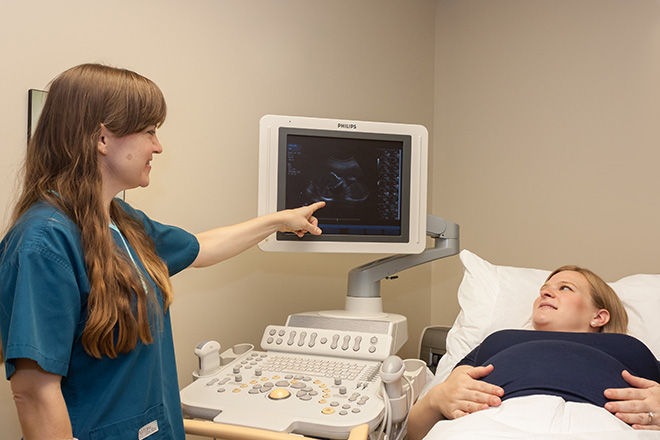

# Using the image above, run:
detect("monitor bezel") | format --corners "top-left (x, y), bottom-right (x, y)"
top-left (258, 115), bottom-right (428, 254)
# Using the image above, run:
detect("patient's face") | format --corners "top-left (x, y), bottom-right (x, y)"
top-left (532, 270), bottom-right (600, 333)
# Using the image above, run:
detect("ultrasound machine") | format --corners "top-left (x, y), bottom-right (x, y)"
top-left (180, 115), bottom-right (460, 439)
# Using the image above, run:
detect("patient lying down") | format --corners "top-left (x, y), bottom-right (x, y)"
top-left (408, 266), bottom-right (660, 440)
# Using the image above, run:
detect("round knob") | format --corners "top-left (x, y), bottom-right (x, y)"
top-left (268, 388), bottom-right (291, 400)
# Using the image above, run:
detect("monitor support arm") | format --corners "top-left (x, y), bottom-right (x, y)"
top-left (344, 215), bottom-right (460, 314)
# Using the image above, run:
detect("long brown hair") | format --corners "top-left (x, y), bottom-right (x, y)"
top-left (9, 64), bottom-right (173, 358)
top-left (546, 265), bottom-right (628, 334)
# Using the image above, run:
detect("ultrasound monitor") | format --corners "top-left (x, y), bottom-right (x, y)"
top-left (258, 115), bottom-right (428, 254)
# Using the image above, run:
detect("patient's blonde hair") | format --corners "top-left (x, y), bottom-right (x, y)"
top-left (547, 266), bottom-right (628, 334)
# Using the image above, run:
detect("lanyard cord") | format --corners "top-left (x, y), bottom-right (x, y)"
top-left (44, 192), bottom-right (148, 295)
top-left (109, 221), bottom-right (149, 295)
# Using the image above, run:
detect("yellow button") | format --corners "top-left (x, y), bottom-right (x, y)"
top-left (314, 380), bottom-right (321, 384)
top-left (323, 393), bottom-right (330, 398)
top-left (318, 399), bottom-right (327, 404)
top-left (268, 388), bottom-right (291, 400)
top-left (240, 384), bottom-right (248, 388)
top-left (273, 375), bottom-right (280, 379)
top-left (320, 384), bottom-right (327, 388)
top-left (322, 407), bottom-right (335, 415)
top-left (250, 380), bottom-right (257, 384)
top-left (291, 379), bottom-right (298, 383)
top-left (323, 388), bottom-right (330, 393)
top-left (232, 388), bottom-right (241, 393)
top-left (261, 377), bottom-right (269, 381)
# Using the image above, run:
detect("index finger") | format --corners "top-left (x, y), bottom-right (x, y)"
top-left (306, 201), bottom-right (326, 214)
top-left (466, 365), bottom-right (504, 397)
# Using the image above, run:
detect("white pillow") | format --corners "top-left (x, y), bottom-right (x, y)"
top-left (432, 250), bottom-right (660, 385)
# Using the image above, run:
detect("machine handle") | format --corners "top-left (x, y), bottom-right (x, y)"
top-left (183, 419), bottom-right (369, 440)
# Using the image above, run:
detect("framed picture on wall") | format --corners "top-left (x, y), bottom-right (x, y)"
top-left (28, 89), bottom-right (47, 143)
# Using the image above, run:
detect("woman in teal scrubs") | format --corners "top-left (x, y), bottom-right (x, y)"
top-left (0, 63), bottom-right (324, 440)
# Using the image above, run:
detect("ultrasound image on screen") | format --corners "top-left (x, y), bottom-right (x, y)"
top-left (281, 133), bottom-right (406, 239)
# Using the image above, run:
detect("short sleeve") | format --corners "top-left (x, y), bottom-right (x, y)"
top-left (115, 200), bottom-right (200, 275)
top-left (0, 212), bottom-right (84, 379)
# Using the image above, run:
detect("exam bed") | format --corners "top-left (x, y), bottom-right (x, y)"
top-left (421, 250), bottom-right (660, 439)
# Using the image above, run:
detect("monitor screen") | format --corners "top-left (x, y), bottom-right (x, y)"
top-left (258, 115), bottom-right (428, 254)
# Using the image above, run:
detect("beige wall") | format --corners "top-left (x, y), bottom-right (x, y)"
top-left (0, 1), bottom-right (436, 437)
top-left (431, 0), bottom-right (660, 325)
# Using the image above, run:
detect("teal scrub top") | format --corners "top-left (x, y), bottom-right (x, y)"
top-left (0, 199), bottom-right (200, 440)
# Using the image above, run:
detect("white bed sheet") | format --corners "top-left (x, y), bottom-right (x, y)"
top-left (424, 395), bottom-right (658, 440)
top-left (421, 250), bottom-right (660, 438)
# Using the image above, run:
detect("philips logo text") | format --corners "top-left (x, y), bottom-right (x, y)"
top-left (338, 123), bottom-right (357, 130)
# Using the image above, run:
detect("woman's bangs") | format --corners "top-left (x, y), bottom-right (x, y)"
top-left (130, 79), bottom-right (167, 132)
top-left (112, 73), bottom-right (166, 135)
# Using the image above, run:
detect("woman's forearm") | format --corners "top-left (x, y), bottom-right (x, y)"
top-left (408, 365), bottom-right (502, 440)
top-left (408, 392), bottom-right (446, 440)
top-left (11, 358), bottom-right (73, 440)
top-left (191, 202), bottom-right (324, 268)
top-left (192, 218), bottom-right (274, 268)
top-left (409, 366), bottom-right (473, 440)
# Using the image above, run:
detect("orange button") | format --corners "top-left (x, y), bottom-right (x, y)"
top-left (268, 388), bottom-right (291, 400)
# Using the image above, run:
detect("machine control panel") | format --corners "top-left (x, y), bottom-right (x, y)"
top-left (261, 325), bottom-right (394, 361)
top-left (181, 345), bottom-right (385, 439)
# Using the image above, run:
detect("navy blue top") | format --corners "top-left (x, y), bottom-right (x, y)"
top-left (0, 199), bottom-right (200, 440)
top-left (457, 329), bottom-right (660, 406)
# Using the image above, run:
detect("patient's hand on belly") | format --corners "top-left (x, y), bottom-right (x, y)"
top-left (434, 364), bottom-right (504, 419)
top-left (408, 364), bottom-right (504, 440)
top-left (604, 370), bottom-right (660, 431)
